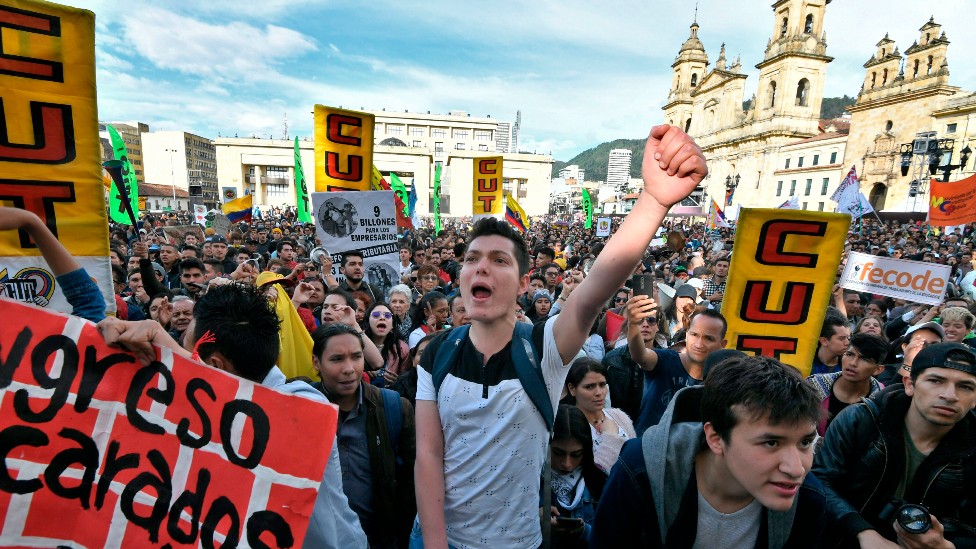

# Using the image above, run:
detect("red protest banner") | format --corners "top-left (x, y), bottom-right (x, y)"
top-left (929, 173), bottom-right (976, 226)
top-left (0, 299), bottom-right (337, 547)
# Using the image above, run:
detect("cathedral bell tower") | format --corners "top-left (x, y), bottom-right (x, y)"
top-left (664, 18), bottom-right (709, 134)
top-left (754, 0), bottom-right (832, 129)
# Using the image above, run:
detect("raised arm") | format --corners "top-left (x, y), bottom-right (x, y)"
top-left (553, 125), bottom-right (707, 363)
top-left (625, 296), bottom-right (661, 371)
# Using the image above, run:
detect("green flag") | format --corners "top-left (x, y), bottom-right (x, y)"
top-left (390, 173), bottom-right (409, 216)
top-left (582, 188), bottom-right (593, 229)
top-left (294, 137), bottom-right (312, 222)
top-left (433, 164), bottom-right (442, 233)
top-left (107, 125), bottom-right (139, 225)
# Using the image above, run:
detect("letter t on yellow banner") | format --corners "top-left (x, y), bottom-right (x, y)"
top-left (473, 156), bottom-right (503, 216)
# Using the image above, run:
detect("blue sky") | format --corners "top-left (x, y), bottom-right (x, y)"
top-left (79, 0), bottom-right (976, 161)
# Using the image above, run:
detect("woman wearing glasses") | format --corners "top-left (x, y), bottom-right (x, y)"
top-left (364, 302), bottom-right (411, 388)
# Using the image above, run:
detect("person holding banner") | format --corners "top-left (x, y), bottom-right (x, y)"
top-left (413, 124), bottom-right (708, 549)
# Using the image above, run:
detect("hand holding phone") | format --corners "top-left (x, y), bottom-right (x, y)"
top-left (631, 274), bottom-right (654, 297)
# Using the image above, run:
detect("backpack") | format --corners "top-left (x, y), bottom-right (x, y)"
top-left (380, 387), bottom-right (403, 452)
top-left (431, 322), bottom-right (554, 432)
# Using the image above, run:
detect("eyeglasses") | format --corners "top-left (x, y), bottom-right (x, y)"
top-left (421, 275), bottom-right (439, 281)
top-left (640, 317), bottom-right (658, 325)
top-left (613, 297), bottom-right (627, 303)
top-left (371, 311), bottom-right (393, 319)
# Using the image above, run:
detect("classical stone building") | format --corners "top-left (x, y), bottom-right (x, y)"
top-left (847, 18), bottom-right (975, 213)
top-left (663, 0), bottom-right (832, 211)
top-left (661, 1), bottom-right (975, 215)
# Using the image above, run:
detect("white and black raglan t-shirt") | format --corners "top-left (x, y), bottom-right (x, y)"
top-left (416, 316), bottom-right (570, 549)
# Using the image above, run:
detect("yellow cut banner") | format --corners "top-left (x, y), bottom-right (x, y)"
top-left (313, 105), bottom-right (374, 192)
top-left (0, 0), bottom-right (113, 314)
top-left (472, 156), bottom-right (503, 216)
top-left (722, 208), bottom-right (850, 376)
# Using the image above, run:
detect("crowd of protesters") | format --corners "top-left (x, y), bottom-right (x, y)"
top-left (3, 124), bottom-right (976, 548)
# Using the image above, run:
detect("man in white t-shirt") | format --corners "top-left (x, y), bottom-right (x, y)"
top-left (413, 124), bottom-right (708, 548)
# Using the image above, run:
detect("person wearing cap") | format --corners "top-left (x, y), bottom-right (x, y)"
top-left (208, 234), bottom-right (238, 274)
top-left (877, 321), bottom-right (945, 386)
top-left (671, 265), bottom-right (689, 288)
top-left (812, 342), bottom-right (976, 548)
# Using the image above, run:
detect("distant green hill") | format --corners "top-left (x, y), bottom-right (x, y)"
top-left (553, 96), bottom-right (854, 179)
top-left (552, 138), bottom-right (646, 181)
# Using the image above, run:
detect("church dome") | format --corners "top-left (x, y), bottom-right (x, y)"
top-left (680, 22), bottom-right (705, 53)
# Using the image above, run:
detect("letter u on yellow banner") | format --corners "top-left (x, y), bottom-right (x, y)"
top-left (722, 208), bottom-right (850, 376)
top-left (313, 105), bottom-right (374, 192)
top-left (473, 156), bottom-right (503, 215)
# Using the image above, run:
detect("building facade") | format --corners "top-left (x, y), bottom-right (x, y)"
top-left (663, 0), bottom-right (832, 211)
top-left (661, 2), bottom-right (975, 214)
top-left (606, 149), bottom-right (633, 190)
top-left (141, 131), bottom-right (219, 208)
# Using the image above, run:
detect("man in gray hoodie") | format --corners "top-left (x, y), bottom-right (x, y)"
top-left (590, 355), bottom-right (826, 548)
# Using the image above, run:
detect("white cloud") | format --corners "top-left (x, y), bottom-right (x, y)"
top-left (119, 7), bottom-right (317, 82)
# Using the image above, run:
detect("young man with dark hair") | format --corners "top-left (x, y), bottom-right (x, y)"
top-left (338, 250), bottom-right (382, 304)
top-left (202, 258), bottom-right (225, 282)
top-left (702, 255), bottom-right (729, 310)
top-left (157, 242), bottom-right (182, 288)
top-left (591, 356), bottom-right (826, 547)
top-left (179, 257), bottom-right (207, 299)
top-left (807, 333), bottom-right (887, 435)
top-left (812, 309), bottom-right (851, 374)
top-left (414, 124), bottom-right (708, 548)
top-left (813, 342), bottom-right (976, 548)
top-left (625, 302), bottom-right (729, 434)
top-left (97, 284), bottom-right (368, 548)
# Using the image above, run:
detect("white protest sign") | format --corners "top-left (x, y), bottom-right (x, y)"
top-left (193, 204), bottom-right (207, 226)
top-left (596, 217), bottom-right (611, 237)
top-left (312, 191), bottom-right (400, 297)
top-left (840, 251), bottom-right (950, 305)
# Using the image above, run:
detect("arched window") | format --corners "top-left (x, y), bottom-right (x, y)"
top-left (768, 81), bottom-right (778, 107)
top-left (781, 17), bottom-right (788, 37)
top-left (691, 73), bottom-right (698, 87)
top-left (685, 118), bottom-right (692, 132)
top-left (885, 120), bottom-right (893, 132)
top-left (795, 79), bottom-right (810, 106)
top-left (871, 72), bottom-right (877, 88)
top-left (913, 59), bottom-right (920, 78)
top-left (927, 55), bottom-right (933, 75)
top-left (804, 14), bottom-right (814, 33)
top-left (882, 68), bottom-right (888, 86)
top-left (925, 33), bottom-right (930, 44)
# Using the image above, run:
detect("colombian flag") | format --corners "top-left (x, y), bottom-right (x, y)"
top-left (222, 194), bottom-right (253, 223)
top-left (505, 194), bottom-right (530, 233)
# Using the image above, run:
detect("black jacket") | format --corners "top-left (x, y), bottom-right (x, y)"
top-left (313, 381), bottom-right (416, 548)
top-left (811, 385), bottom-right (976, 547)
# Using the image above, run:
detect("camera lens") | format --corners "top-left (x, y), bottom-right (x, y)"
top-left (897, 504), bottom-right (931, 534)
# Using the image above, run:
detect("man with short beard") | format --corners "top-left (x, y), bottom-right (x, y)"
top-left (338, 250), bottom-right (381, 304)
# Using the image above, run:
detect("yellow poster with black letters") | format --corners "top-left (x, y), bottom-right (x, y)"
top-left (313, 105), bottom-right (374, 192)
top-left (723, 208), bottom-right (850, 376)
top-left (472, 156), bottom-right (503, 217)
top-left (0, 0), bottom-right (113, 314)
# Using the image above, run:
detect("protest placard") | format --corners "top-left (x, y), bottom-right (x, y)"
top-left (0, 1), bottom-right (113, 314)
top-left (723, 208), bottom-right (850, 376)
top-left (929, 173), bottom-right (976, 226)
top-left (472, 157), bottom-right (503, 217)
top-left (313, 105), bottom-right (374, 192)
top-left (596, 218), bottom-right (612, 237)
top-left (160, 225), bottom-right (205, 247)
top-left (0, 299), bottom-right (336, 547)
top-left (312, 191), bottom-right (400, 297)
top-left (840, 251), bottom-right (950, 305)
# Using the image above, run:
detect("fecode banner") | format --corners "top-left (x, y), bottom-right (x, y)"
top-left (0, 299), bottom-right (336, 547)
top-left (472, 156), bottom-right (503, 217)
top-left (313, 105), bottom-right (374, 192)
top-left (723, 208), bottom-right (850, 376)
top-left (0, 1), bottom-right (113, 315)
top-left (312, 190), bottom-right (400, 298)
top-left (840, 251), bottom-right (949, 306)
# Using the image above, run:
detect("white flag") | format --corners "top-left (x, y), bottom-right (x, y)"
top-left (777, 196), bottom-right (800, 209)
top-left (836, 186), bottom-right (874, 218)
top-left (830, 166), bottom-right (859, 203)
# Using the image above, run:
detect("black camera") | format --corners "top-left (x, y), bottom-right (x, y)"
top-left (880, 500), bottom-right (931, 534)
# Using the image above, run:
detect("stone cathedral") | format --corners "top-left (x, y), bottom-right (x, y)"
top-left (662, 0), bottom-right (975, 215)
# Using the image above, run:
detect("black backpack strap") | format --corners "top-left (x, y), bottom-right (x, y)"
top-left (432, 325), bottom-right (470, 394)
top-left (511, 321), bottom-right (554, 432)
